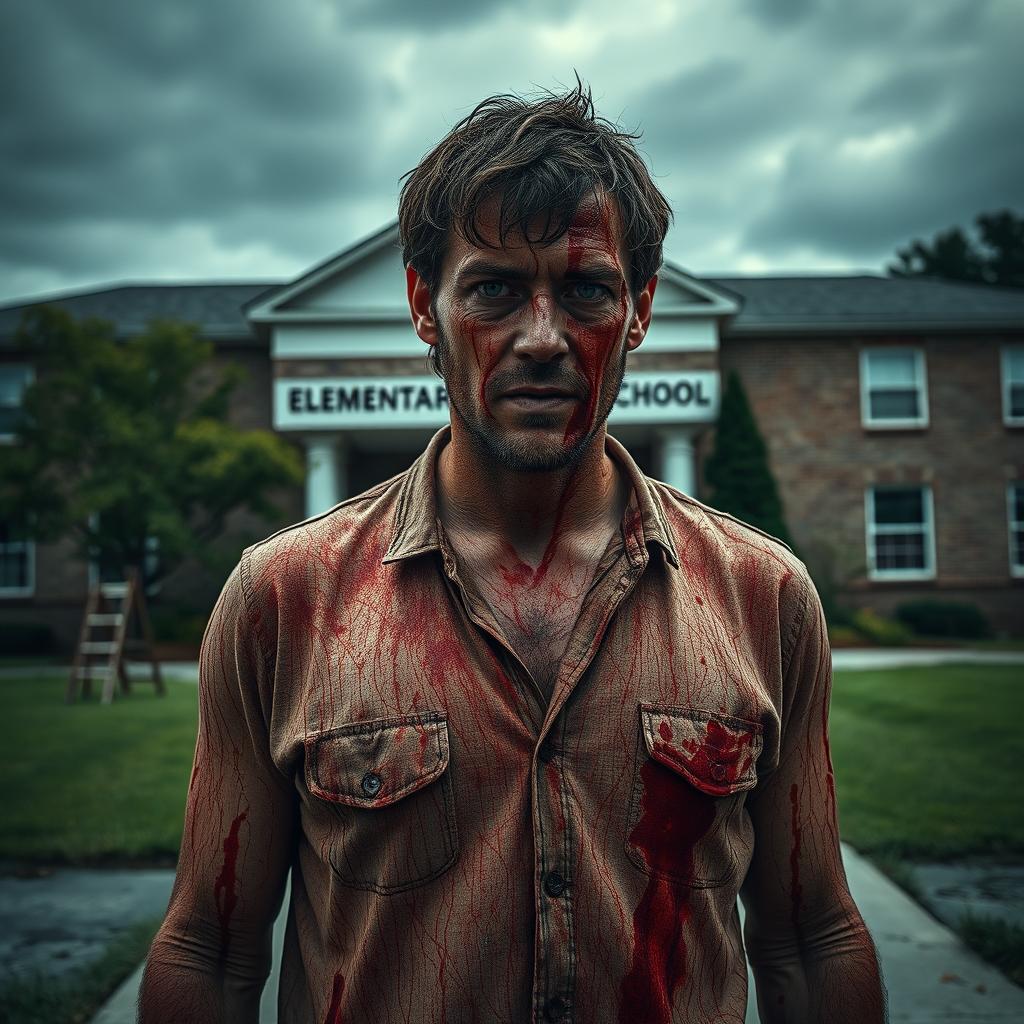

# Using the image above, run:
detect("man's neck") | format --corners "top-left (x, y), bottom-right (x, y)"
top-left (436, 422), bottom-right (625, 567)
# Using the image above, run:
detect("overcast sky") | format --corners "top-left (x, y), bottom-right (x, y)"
top-left (1, 0), bottom-right (1021, 304)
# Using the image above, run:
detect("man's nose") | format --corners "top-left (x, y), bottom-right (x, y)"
top-left (512, 294), bottom-right (569, 363)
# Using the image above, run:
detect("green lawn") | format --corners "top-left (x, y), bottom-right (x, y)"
top-left (1, 663), bottom-right (1022, 863)
top-left (0, 674), bottom-right (198, 862)
top-left (830, 664), bottom-right (1024, 859)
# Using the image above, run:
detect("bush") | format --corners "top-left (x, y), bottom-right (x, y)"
top-left (895, 600), bottom-right (992, 639)
top-left (828, 625), bottom-right (862, 648)
top-left (0, 622), bottom-right (55, 655)
top-left (851, 608), bottom-right (913, 647)
top-left (150, 605), bottom-right (208, 645)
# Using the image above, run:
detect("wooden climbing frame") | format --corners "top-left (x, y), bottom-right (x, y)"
top-left (66, 568), bottom-right (164, 704)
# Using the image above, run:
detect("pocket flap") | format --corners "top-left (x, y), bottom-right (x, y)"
top-left (639, 704), bottom-right (762, 796)
top-left (305, 712), bottom-right (450, 808)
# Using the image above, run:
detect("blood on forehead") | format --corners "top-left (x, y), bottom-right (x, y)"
top-left (565, 195), bottom-right (627, 275)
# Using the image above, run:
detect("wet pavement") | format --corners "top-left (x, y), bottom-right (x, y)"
top-left (912, 861), bottom-right (1024, 932)
top-left (0, 868), bottom-right (174, 980)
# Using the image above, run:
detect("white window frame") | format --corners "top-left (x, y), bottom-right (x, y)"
top-left (0, 526), bottom-right (36, 598)
top-left (864, 485), bottom-right (937, 581)
top-left (0, 363), bottom-right (35, 443)
top-left (1009, 482), bottom-right (1024, 578)
top-left (1002, 346), bottom-right (1024, 427)
top-left (860, 348), bottom-right (929, 429)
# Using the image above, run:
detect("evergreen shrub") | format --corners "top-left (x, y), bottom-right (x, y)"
top-left (895, 600), bottom-right (992, 639)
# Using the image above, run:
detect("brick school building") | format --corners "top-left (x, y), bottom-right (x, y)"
top-left (2, 222), bottom-right (1023, 645)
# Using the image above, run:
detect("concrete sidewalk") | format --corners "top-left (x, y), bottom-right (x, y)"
top-left (831, 648), bottom-right (1024, 670)
top-left (79, 843), bottom-right (1024, 1023)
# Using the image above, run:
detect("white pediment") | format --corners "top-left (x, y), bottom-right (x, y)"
top-left (653, 265), bottom-right (740, 317)
top-left (247, 222), bottom-right (406, 324)
top-left (247, 219), bottom-right (740, 327)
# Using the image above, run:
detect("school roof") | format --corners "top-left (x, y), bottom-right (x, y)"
top-left (2, 271), bottom-right (1023, 345)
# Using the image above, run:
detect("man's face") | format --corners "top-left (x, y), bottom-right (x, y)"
top-left (408, 192), bottom-right (656, 472)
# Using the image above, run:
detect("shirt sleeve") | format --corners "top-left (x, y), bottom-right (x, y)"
top-left (740, 568), bottom-right (887, 1023)
top-left (139, 555), bottom-right (296, 1021)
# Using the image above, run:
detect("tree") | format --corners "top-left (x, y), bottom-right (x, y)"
top-left (0, 306), bottom-right (304, 586)
top-left (888, 209), bottom-right (1024, 288)
top-left (704, 371), bottom-right (795, 550)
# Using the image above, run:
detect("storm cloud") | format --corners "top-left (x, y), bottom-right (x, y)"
top-left (0, 0), bottom-right (1020, 302)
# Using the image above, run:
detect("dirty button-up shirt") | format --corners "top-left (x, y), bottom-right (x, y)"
top-left (160, 426), bottom-right (864, 1023)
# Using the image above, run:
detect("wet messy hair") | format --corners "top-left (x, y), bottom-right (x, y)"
top-left (398, 76), bottom-right (673, 305)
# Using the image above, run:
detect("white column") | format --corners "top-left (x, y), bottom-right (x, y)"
top-left (304, 435), bottom-right (346, 517)
top-left (658, 428), bottom-right (697, 496)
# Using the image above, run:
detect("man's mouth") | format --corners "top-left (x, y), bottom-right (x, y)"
top-left (499, 386), bottom-right (578, 404)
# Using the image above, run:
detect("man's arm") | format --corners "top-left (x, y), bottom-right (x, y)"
top-left (139, 559), bottom-right (296, 1023)
top-left (740, 571), bottom-right (887, 1023)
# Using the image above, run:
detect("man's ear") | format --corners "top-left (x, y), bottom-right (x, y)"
top-left (406, 266), bottom-right (438, 346)
top-left (625, 274), bottom-right (658, 352)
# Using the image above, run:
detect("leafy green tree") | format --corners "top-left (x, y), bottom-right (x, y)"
top-left (704, 370), bottom-right (795, 550)
top-left (888, 209), bottom-right (1024, 288)
top-left (0, 306), bottom-right (304, 585)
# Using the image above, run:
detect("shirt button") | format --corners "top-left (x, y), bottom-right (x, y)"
top-left (545, 995), bottom-right (568, 1021)
top-left (361, 772), bottom-right (383, 797)
top-left (711, 764), bottom-right (727, 783)
top-left (544, 871), bottom-right (567, 897)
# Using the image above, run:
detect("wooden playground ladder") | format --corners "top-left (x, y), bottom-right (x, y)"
top-left (66, 569), bottom-right (164, 704)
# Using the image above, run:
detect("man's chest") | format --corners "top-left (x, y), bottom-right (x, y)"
top-left (453, 542), bottom-right (618, 700)
top-left (479, 584), bottom-right (586, 699)
top-left (277, 560), bottom-right (783, 923)
top-left (280, 553), bottom-right (783, 761)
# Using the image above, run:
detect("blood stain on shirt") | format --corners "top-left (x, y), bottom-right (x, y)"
top-left (212, 809), bottom-right (248, 961)
top-left (618, 757), bottom-right (716, 1023)
top-left (323, 970), bottom-right (345, 1024)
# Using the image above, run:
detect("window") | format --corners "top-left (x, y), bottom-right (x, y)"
top-left (860, 348), bottom-right (928, 428)
top-left (1002, 347), bottom-right (1024, 426)
top-left (1009, 484), bottom-right (1024, 577)
top-left (0, 522), bottom-right (35, 597)
top-left (865, 486), bottom-right (936, 580)
top-left (0, 364), bottom-right (34, 440)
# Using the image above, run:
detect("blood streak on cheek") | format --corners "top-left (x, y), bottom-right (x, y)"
top-left (212, 809), bottom-right (248, 961)
top-left (457, 310), bottom-right (501, 421)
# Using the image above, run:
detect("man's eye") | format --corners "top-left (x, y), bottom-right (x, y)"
top-left (571, 282), bottom-right (608, 301)
top-left (477, 281), bottom-right (511, 298)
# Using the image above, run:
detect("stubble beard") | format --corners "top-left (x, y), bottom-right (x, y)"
top-left (436, 323), bottom-right (628, 474)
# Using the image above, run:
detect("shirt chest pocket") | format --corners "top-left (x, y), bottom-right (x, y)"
top-left (303, 712), bottom-right (459, 894)
top-left (625, 704), bottom-right (762, 889)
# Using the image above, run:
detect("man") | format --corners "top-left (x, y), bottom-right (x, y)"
top-left (140, 83), bottom-right (887, 1023)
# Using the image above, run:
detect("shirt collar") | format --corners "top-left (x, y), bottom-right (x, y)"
top-left (382, 426), bottom-right (679, 571)
top-left (605, 433), bottom-right (680, 571)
